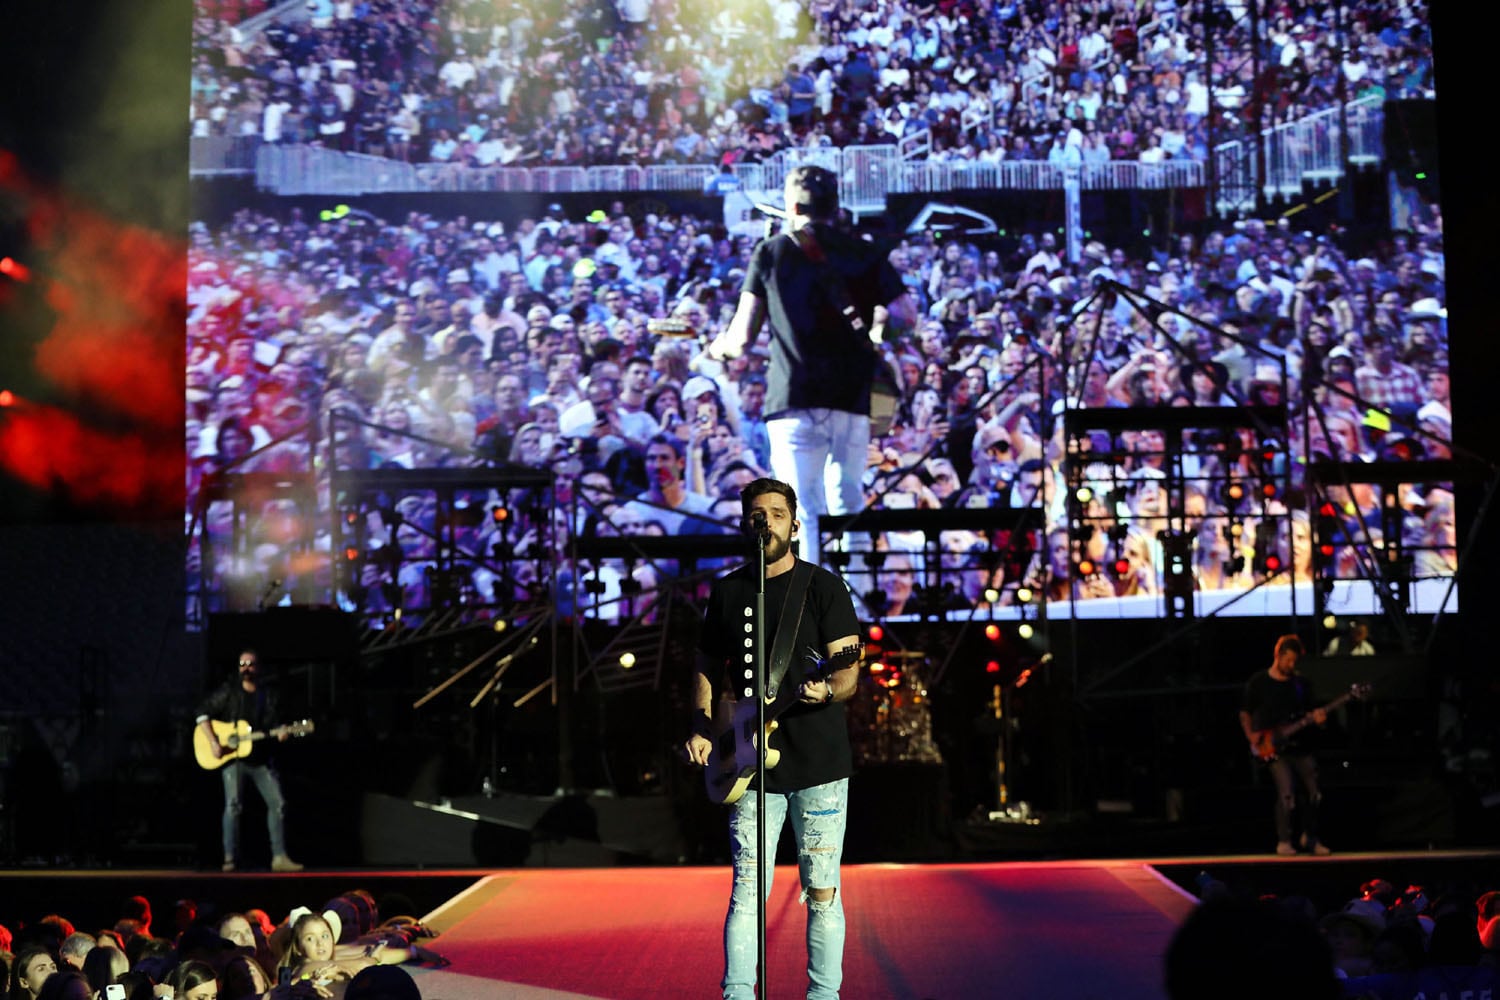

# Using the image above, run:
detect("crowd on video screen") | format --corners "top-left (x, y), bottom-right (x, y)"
top-left (192, 0), bottom-right (1433, 168)
top-left (185, 0), bottom-right (1450, 621)
top-left (185, 194), bottom-right (1454, 620)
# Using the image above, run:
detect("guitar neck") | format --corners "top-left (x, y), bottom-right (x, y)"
top-left (1280, 691), bottom-right (1357, 740)
top-left (766, 645), bottom-right (863, 719)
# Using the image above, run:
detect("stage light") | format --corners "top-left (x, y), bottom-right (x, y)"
top-left (1226, 481), bottom-right (1245, 503)
top-left (1075, 485), bottom-right (1093, 503)
top-left (1264, 554), bottom-right (1282, 573)
top-left (493, 618), bottom-right (509, 633)
top-left (1261, 482), bottom-right (1278, 499)
top-left (868, 624), bottom-right (884, 642)
top-left (1078, 559), bottom-right (1096, 576)
top-left (1322, 614), bottom-right (1338, 631)
top-left (1114, 557), bottom-right (1130, 576)
top-left (1315, 500), bottom-right (1339, 567)
top-left (619, 652), bottom-right (637, 669)
top-left (0, 389), bottom-right (13, 407)
top-left (984, 623), bottom-right (1002, 642)
top-left (984, 587), bottom-right (1001, 604)
top-left (492, 505), bottom-right (509, 524)
top-left (1017, 622), bottom-right (1035, 640)
top-left (1015, 586), bottom-right (1033, 604)
top-left (344, 546), bottom-right (360, 562)
top-left (344, 510), bottom-right (359, 526)
top-left (0, 257), bottom-right (31, 281)
top-left (986, 660), bottom-right (1001, 673)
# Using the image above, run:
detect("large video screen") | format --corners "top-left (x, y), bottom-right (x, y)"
top-left (185, 0), bottom-right (1450, 625)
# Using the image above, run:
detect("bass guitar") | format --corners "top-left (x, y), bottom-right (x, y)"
top-left (194, 719), bottom-right (315, 770)
top-left (1249, 683), bottom-right (1370, 762)
top-left (704, 643), bottom-right (863, 805)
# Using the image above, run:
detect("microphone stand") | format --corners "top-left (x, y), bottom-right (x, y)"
top-left (754, 522), bottom-right (769, 999)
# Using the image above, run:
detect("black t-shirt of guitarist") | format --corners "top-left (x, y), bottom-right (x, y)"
top-left (199, 679), bottom-right (281, 766)
top-left (1242, 670), bottom-right (1314, 755)
top-left (700, 560), bottom-right (861, 794)
top-left (743, 224), bottom-right (905, 420)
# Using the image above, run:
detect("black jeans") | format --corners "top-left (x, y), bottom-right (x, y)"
top-left (1267, 752), bottom-right (1321, 844)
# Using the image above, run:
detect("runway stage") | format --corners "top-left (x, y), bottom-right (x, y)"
top-left (4, 852), bottom-right (1494, 999)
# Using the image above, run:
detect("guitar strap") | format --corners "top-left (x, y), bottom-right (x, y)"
top-left (790, 227), bottom-right (901, 433)
top-left (764, 559), bottom-right (814, 700)
top-left (790, 227), bottom-right (867, 340)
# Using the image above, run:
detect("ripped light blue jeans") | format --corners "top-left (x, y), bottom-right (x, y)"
top-left (723, 778), bottom-right (849, 1000)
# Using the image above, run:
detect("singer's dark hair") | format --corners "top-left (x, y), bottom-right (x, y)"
top-left (785, 165), bottom-right (839, 220)
top-left (740, 477), bottom-right (797, 515)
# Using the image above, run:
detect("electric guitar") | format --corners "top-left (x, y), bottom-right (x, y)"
top-left (1249, 683), bottom-right (1370, 762)
top-left (704, 643), bottom-right (863, 805)
top-left (194, 719), bottom-right (316, 770)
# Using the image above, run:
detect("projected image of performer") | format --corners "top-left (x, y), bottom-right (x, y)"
top-left (708, 166), bottom-right (916, 562)
top-left (683, 478), bottom-right (861, 1000)
top-left (1239, 635), bottom-right (1331, 857)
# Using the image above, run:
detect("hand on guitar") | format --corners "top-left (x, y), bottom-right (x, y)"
top-left (798, 679), bottom-right (833, 705)
top-left (684, 733), bottom-right (712, 767)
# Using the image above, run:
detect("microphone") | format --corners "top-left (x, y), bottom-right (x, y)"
top-left (747, 509), bottom-right (770, 544)
top-left (258, 578), bottom-right (284, 611)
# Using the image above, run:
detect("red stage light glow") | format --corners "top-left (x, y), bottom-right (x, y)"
top-left (0, 151), bottom-right (185, 515)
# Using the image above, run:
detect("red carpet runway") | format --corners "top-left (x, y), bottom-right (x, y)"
top-left (412, 861), bottom-right (1195, 999)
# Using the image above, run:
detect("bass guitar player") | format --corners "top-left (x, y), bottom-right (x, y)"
top-left (1239, 634), bottom-right (1338, 857)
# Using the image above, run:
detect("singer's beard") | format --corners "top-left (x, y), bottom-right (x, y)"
top-left (763, 528), bottom-right (794, 563)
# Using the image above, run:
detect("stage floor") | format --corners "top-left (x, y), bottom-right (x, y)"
top-left (4, 852), bottom-right (1494, 999)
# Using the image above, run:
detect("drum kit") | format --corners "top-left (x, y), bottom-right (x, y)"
top-left (846, 648), bottom-right (943, 765)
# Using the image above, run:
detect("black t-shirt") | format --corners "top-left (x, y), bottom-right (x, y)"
top-left (1242, 669), bottom-right (1314, 753)
top-left (743, 224), bottom-right (906, 419)
top-left (699, 559), bottom-right (861, 793)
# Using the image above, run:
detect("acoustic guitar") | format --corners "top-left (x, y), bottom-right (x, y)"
top-left (704, 643), bottom-right (862, 805)
top-left (1249, 683), bottom-right (1370, 762)
top-left (194, 719), bottom-right (315, 770)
